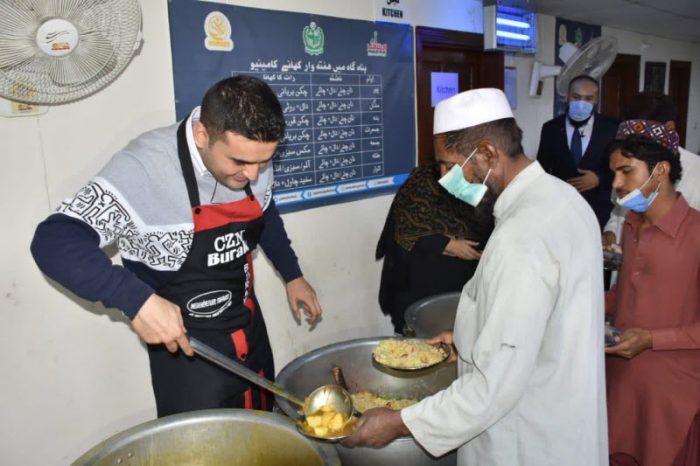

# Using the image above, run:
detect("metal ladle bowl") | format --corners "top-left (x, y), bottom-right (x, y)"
top-left (189, 337), bottom-right (354, 420)
top-left (303, 384), bottom-right (354, 419)
top-left (297, 384), bottom-right (358, 441)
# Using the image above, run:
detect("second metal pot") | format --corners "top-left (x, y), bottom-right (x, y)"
top-left (276, 337), bottom-right (458, 466)
top-left (72, 409), bottom-right (340, 466)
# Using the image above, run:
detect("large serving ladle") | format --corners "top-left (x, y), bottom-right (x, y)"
top-left (189, 337), bottom-right (353, 420)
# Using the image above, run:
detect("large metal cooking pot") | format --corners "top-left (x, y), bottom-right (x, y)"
top-left (72, 409), bottom-right (340, 466)
top-left (404, 292), bottom-right (460, 338)
top-left (276, 337), bottom-right (457, 466)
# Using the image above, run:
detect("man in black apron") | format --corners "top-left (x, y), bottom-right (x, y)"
top-left (31, 76), bottom-right (322, 417)
top-left (145, 119), bottom-right (273, 415)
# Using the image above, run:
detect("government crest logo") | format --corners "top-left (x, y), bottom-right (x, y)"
top-left (367, 31), bottom-right (388, 57)
top-left (303, 22), bottom-right (324, 56)
top-left (204, 11), bottom-right (234, 51)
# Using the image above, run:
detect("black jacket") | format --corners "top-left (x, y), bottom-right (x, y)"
top-left (536, 113), bottom-right (619, 229)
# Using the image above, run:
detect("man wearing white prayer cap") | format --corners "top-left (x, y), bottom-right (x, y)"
top-left (346, 88), bottom-right (608, 466)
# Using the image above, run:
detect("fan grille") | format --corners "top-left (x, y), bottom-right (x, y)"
top-left (0, 0), bottom-right (142, 104)
top-left (556, 37), bottom-right (618, 97)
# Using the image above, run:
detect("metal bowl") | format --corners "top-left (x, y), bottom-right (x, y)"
top-left (603, 250), bottom-right (623, 270)
top-left (72, 409), bottom-right (340, 466)
top-left (276, 337), bottom-right (457, 466)
top-left (372, 339), bottom-right (451, 371)
top-left (403, 292), bottom-right (460, 338)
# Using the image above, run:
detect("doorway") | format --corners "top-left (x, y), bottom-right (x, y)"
top-left (669, 60), bottom-right (691, 147)
top-left (600, 53), bottom-right (641, 119)
top-left (415, 27), bottom-right (504, 166)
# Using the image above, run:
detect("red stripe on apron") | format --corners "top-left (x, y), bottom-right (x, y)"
top-left (244, 388), bottom-right (253, 409)
top-left (193, 201), bottom-right (262, 233)
top-left (244, 252), bottom-right (256, 316)
top-left (259, 369), bottom-right (268, 411)
top-left (233, 329), bottom-right (253, 409)
top-left (231, 329), bottom-right (249, 361)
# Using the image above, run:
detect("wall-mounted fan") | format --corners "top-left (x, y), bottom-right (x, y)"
top-left (529, 36), bottom-right (618, 97)
top-left (0, 0), bottom-right (142, 106)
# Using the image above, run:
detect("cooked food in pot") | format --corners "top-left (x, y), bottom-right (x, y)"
top-left (299, 404), bottom-right (358, 439)
top-left (373, 339), bottom-right (447, 369)
top-left (350, 391), bottom-right (418, 412)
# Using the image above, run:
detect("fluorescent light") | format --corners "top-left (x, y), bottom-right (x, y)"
top-left (496, 17), bottom-right (530, 29)
top-left (496, 30), bottom-right (530, 41)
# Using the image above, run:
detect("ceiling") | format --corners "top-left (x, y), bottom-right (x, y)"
top-left (532, 0), bottom-right (700, 44)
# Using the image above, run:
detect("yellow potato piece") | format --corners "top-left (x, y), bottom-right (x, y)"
top-left (328, 413), bottom-right (345, 431)
top-left (321, 411), bottom-right (335, 425)
top-left (302, 403), bottom-right (351, 437)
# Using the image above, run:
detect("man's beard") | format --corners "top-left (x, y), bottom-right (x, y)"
top-left (475, 184), bottom-right (498, 219)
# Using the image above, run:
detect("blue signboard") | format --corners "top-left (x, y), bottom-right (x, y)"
top-left (168, 1), bottom-right (416, 211)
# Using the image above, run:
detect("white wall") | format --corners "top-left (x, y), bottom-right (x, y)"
top-left (511, 16), bottom-right (700, 157)
top-left (2, 3), bottom-right (179, 464)
top-left (4, 1), bottom-right (700, 464)
top-left (603, 26), bottom-right (700, 153)
top-left (2, 1), bottom-right (392, 465)
top-left (510, 14), bottom-right (558, 158)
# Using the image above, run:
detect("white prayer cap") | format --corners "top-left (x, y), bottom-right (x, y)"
top-left (433, 88), bottom-right (514, 135)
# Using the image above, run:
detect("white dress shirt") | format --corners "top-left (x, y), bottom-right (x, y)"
top-left (566, 113), bottom-right (595, 157)
top-left (402, 162), bottom-right (608, 466)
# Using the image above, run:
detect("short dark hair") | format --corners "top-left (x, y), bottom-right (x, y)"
top-left (444, 118), bottom-right (524, 159)
top-left (568, 75), bottom-right (599, 94)
top-left (608, 136), bottom-right (682, 184)
top-left (624, 92), bottom-right (677, 122)
top-left (200, 75), bottom-right (286, 143)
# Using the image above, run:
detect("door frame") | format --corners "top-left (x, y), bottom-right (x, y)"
top-left (669, 60), bottom-right (691, 147)
top-left (600, 53), bottom-right (641, 120)
top-left (415, 27), bottom-right (504, 165)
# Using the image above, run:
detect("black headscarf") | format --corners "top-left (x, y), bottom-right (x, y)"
top-left (378, 163), bottom-right (492, 256)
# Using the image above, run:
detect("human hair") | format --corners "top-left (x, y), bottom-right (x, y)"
top-left (568, 75), bottom-right (599, 93)
top-left (624, 92), bottom-right (677, 122)
top-left (199, 75), bottom-right (286, 143)
top-left (443, 118), bottom-right (524, 159)
top-left (608, 136), bottom-right (682, 184)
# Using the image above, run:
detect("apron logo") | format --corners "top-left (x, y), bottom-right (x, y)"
top-left (208, 230), bottom-right (250, 267)
top-left (186, 290), bottom-right (233, 318)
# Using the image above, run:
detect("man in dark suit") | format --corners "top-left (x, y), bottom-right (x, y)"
top-left (537, 75), bottom-right (619, 229)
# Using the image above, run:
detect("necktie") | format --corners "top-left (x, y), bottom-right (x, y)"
top-left (571, 128), bottom-right (583, 165)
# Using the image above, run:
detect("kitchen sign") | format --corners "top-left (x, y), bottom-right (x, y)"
top-left (374, 0), bottom-right (411, 24)
top-left (430, 72), bottom-right (458, 107)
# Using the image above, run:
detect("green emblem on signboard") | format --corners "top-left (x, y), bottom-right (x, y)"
top-left (303, 22), bottom-right (324, 56)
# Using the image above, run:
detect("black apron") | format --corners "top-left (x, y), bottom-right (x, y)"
top-left (147, 120), bottom-right (274, 417)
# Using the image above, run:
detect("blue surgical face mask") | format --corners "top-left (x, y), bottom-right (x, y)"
top-left (615, 164), bottom-right (661, 213)
top-left (438, 148), bottom-right (491, 207)
top-left (568, 100), bottom-right (594, 122)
